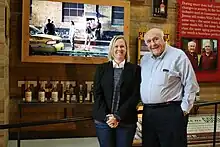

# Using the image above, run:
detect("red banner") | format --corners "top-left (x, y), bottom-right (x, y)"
top-left (177, 0), bottom-right (220, 82)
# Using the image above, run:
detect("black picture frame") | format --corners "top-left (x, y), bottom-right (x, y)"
top-left (152, 0), bottom-right (168, 18)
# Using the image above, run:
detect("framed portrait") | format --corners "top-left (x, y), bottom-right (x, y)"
top-left (181, 38), bottom-right (220, 82)
top-left (182, 38), bottom-right (218, 71)
top-left (152, 0), bottom-right (168, 18)
top-left (22, 0), bottom-right (130, 64)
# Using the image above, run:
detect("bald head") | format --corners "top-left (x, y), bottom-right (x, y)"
top-left (144, 28), bottom-right (166, 57)
top-left (144, 28), bottom-right (164, 40)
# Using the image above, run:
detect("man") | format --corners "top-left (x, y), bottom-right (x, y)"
top-left (44, 19), bottom-right (55, 35)
top-left (199, 41), bottom-right (217, 70)
top-left (140, 28), bottom-right (199, 147)
top-left (185, 41), bottom-right (199, 71)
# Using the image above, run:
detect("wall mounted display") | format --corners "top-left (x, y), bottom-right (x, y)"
top-left (152, 0), bottom-right (168, 18)
top-left (177, 0), bottom-right (220, 82)
top-left (181, 38), bottom-right (218, 72)
top-left (22, 0), bottom-right (130, 64)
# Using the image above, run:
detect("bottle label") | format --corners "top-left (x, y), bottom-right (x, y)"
top-left (71, 95), bottom-right (77, 102)
top-left (160, 5), bottom-right (165, 13)
top-left (85, 93), bottom-right (90, 101)
top-left (66, 95), bottom-right (70, 103)
top-left (60, 97), bottom-right (64, 101)
top-left (79, 95), bottom-right (83, 103)
top-left (38, 92), bottom-right (45, 102)
top-left (25, 92), bottom-right (32, 102)
top-left (52, 92), bottom-right (58, 102)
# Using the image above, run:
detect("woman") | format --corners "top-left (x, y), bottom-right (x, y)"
top-left (69, 21), bottom-right (75, 50)
top-left (93, 35), bottom-right (141, 147)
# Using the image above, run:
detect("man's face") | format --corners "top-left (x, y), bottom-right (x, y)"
top-left (204, 43), bottom-right (212, 53)
top-left (144, 32), bottom-right (165, 57)
top-left (188, 43), bottom-right (196, 53)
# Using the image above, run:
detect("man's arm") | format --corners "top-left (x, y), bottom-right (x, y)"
top-left (178, 56), bottom-right (200, 113)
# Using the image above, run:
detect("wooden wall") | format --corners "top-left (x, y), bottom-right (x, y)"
top-left (9, 0), bottom-right (220, 139)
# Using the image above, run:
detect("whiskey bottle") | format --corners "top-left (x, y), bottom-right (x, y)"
top-left (45, 80), bottom-right (52, 101)
top-left (60, 81), bottom-right (65, 102)
top-left (70, 85), bottom-right (77, 103)
top-left (85, 81), bottom-right (93, 103)
top-left (38, 82), bottom-right (45, 102)
top-left (51, 82), bottom-right (58, 102)
top-left (84, 90), bottom-right (90, 103)
top-left (78, 84), bottom-right (84, 103)
top-left (90, 84), bottom-right (94, 103)
top-left (25, 81), bottom-right (32, 102)
top-left (65, 82), bottom-right (71, 103)
top-left (160, 0), bottom-right (165, 14)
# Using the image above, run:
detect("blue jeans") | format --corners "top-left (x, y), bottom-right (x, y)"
top-left (95, 121), bottom-right (136, 147)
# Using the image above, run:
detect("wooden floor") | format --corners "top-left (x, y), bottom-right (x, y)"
top-left (8, 138), bottom-right (220, 147)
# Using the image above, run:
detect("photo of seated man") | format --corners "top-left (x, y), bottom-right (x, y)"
top-left (185, 41), bottom-right (199, 71)
top-left (199, 40), bottom-right (217, 71)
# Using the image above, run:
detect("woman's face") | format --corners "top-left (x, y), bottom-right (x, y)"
top-left (113, 38), bottom-right (127, 62)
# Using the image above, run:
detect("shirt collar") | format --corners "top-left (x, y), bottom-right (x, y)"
top-left (112, 60), bottom-right (125, 68)
top-left (151, 44), bottom-right (168, 59)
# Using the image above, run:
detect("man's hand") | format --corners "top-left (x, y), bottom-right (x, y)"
top-left (183, 111), bottom-right (188, 116)
top-left (106, 114), bottom-right (119, 128)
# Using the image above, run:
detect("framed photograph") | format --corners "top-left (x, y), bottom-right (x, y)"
top-left (137, 38), bottom-right (149, 64)
top-left (181, 38), bottom-right (218, 72)
top-left (22, 0), bottom-right (130, 64)
top-left (152, 0), bottom-right (168, 18)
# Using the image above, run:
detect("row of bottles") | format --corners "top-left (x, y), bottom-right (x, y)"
top-left (22, 80), bottom-right (94, 103)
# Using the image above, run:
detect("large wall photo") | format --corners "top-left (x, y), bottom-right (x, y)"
top-left (177, 0), bottom-right (220, 82)
top-left (21, 0), bottom-right (130, 64)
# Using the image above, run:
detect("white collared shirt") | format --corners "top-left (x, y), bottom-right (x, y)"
top-left (112, 60), bottom-right (125, 68)
top-left (140, 44), bottom-right (199, 113)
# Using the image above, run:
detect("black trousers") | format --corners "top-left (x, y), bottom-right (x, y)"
top-left (142, 103), bottom-right (188, 147)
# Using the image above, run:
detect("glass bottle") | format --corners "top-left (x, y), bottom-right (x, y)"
top-left (160, 0), bottom-right (165, 14)
top-left (90, 84), bottom-right (94, 103)
top-left (38, 82), bottom-right (45, 102)
top-left (65, 82), bottom-right (71, 103)
top-left (25, 81), bottom-right (32, 102)
top-left (70, 85), bottom-right (77, 103)
top-left (78, 84), bottom-right (84, 103)
top-left (51, 82), bottom-right (58, 102)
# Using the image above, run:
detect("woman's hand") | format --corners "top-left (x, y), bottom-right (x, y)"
top-left (106, 114), bottom-right (119, 128)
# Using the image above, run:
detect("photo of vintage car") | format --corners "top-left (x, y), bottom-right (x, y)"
top-left (29, 25), bottom-right (64, 54)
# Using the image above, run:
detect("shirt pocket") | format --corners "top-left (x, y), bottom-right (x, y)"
top-left (155, 71), bottom-right (168, 85)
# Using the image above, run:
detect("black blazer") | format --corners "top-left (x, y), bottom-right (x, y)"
top-left (92, 61), bottom-right (141, 124)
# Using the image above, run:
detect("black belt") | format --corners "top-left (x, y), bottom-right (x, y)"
top-left (144, 101), bottom-right (182, 108)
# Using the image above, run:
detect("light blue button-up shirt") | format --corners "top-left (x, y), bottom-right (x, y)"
top-left (140, 44), bottom-right (199, 113)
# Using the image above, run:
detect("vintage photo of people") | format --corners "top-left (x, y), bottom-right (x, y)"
top-left (181, 38), bottom-right (218, 71)
top-left (29, 0), bottom-right (124, 57)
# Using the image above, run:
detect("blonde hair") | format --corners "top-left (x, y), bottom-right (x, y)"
top-left (107, 35), bottom-right (130, 62)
